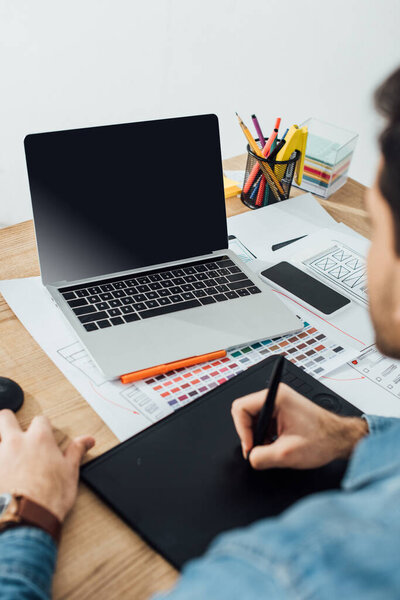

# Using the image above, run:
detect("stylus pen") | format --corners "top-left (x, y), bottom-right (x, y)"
top-left (252, 355), bottom-right (285, 451)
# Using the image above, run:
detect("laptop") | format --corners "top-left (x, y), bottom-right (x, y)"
top-left (24, 114), bottom-right (301, 378)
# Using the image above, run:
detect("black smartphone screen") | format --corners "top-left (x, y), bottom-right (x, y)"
top-left (261, 261), bottom-right (351, 315)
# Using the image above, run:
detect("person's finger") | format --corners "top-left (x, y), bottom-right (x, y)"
top-left (231, 390), bottom-right (268, 456)
top-left (248, 436), bottom-right (297, 470)
top-left (64, 435), bottom-right (95, 468)
top-left (0, 409), bottom-right (21, 439)
top-left (28, 415), bottom-right (54, 437)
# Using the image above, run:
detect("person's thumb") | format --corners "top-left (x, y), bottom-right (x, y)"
top-left (248, 436), bottom-right (295, 470)
top-left (65, 435), bottom-right (95, 467)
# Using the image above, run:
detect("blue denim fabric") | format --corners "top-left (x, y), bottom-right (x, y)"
top-left (0, 526), bottom-right (57, 599)
top-left (2, 415), bottom-right (400, 599)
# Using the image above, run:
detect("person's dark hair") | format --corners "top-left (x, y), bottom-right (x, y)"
top-left (375, 66), bottom-right (400, 252)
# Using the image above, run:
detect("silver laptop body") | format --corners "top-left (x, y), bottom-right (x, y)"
top-left (25, 115), bottom-right (301, 378)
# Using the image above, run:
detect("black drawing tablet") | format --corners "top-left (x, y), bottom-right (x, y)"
top-left (81, 356), bottom-right (361, 569)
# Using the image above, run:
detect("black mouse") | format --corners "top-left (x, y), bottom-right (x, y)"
top-left (0, 378), bottom-right (24, 412)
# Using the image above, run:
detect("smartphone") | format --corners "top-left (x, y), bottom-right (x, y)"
top-left (260, 261), bottom-right (351, 315)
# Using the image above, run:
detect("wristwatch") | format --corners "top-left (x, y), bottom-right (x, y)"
top-left (0, 493), bottom-right (62, 544)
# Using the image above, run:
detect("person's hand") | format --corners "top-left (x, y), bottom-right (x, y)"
top-left (231, 383), bottom-right (368, 470)
top-left (0, 410), bottom-right (95, 521)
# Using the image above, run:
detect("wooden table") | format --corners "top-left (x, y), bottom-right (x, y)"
top-left (0, 155), bottom-right (369, 599)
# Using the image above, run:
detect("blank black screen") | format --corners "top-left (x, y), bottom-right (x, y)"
top-left (261, 261), bottom-right (351, 314)
top-left (24, 115), bottom-right (228, 284)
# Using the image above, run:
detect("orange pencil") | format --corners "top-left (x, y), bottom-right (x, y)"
top-left (120, 350), bottom-right (227, 383)
top-left (243, 117), bottom-right (281, 194)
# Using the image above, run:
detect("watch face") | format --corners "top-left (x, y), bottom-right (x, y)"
top-left (0, 494), bottom-right (12, 516)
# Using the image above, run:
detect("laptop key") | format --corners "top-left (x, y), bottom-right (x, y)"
top-left (145, 300), bottom-right (159, 309)
top-left (113, 290), bottom-right (126, 298)
top-left (108, 308), bottom-right (122, 317)
top-left (216, 284), bottom-right (229, 293)
top-left (98, 319), bottom-right (112, 328)
top-left (110, 316), bottom-right (124, 325)
top-left (225, 291), bottom-right (239, 299)
top-left (121, 297), bottom-right (134, 305)
top-left (62, 292), bottom-right (75, 300)
top-left (205, 287), bottom-right (217, 295)
top-left (172, 269), bottom-right (185, 277)
top-left (194, 264), bottom-right (208, 272)
top-left (146, 291), bottom-right (159, 300)
top-left (123, 313), bottom-right (140, 323)
top-left (170, 295), bottom-right (182, 303)
top-left (199, 296), bottom-right (216, 305)
top-left (137, 276), bottom-right (151, 284)
top-left (193, 281), bottom-right (206, 289)
top-left (87, 295), bottom-right (101, 303)
top-left (193, 290), bottom-right (207, 298)
top-left (170, 286), bottom-right (182, 295)
top-left (125, 287), bottom-right (138, 295)
top-left (228, 279), bottom-right (254, 291)
top-left (140, 298), bottom-right (201, 319)
top-left (95, 302), bottom-right (110, 310)
top-left (76, 289), bottom-right (90, 298)
top-left (84, 323), bottom-right (98, 332)
top-left (159, 297), bottom-right (172, 305)
top-left (79, 311), bottom-right (108, 324)
top-left (100, 292), bottom-right (113, 301)
top-left (121, 306), bottom-right (134, 314)
top-left (206, 278), bottom-right (217, 287)
top-left (218, 268), bottom-right (229, 276)
top-left (237, 288), bottom-right (250, 297)
top-left (161, 280), bottom-right (174, 288)
top-left (205, 262), bottom-right (218, 270)
top-left (227, 273), bottom-right (247, 283)
top-left (196, 273), bottom-right (208, 281)
top-left (113, 281), bottom-right (126, 289)
top-left (229, 266), bottom-right (241, 274)
top-left (158, 289), bottom-right (171, 297)
top-left (172, 277), bottom-right (185, 286)
top-left (149, 282), bottom-right (162, 290)
top-left (132, 293), bottom-right (146, 302)
top-left (88, 286), bottom-right (102, 294)
top-left (182, 292), bottom-right (194, 300)
top-left (215, 276), bottom-right (228, 284)
top-left (162, 271), bottom-right (174, 279)
top-left (184, 275), bottom-right (196, 283)
top-left (149, 273), bottom-right (162, 282)
top-left (183, 267), bottom-right (196, 275)
top-left (68, 298), bottom-right (88, 308)
top-left (181, 283), bottom-right (194, 291)
top-left (215, 293), bottom-right (228, 302)
top-left (73, 305), bottom-right (97, 316)
top-left (109, 299), bottom-right (122, 307)
top-left (100, 284), bottom-right (114, 292)
top-left (249, 286), bottom-right (262, 294)
top-left (132, 303), bottom-right (146, 312)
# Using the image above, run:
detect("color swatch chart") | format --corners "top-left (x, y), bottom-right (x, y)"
top-left (136, 320), bottom-right (355, 411)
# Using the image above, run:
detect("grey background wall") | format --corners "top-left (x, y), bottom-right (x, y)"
top-left (1, 0), bottom-right (399, 227)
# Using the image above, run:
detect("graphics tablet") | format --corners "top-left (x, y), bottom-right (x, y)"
top-left (81, 356), bottom-right (361, 569)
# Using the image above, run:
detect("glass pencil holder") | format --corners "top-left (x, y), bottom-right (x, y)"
top-left (241, 140), bottom-right (300, 209)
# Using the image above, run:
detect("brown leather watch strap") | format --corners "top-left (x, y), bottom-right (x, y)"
top-left (16, 495), bottom-right (62, 544)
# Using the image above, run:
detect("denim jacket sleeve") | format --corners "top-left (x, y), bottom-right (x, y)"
top-left (0, 527), bottom-right (57, 599)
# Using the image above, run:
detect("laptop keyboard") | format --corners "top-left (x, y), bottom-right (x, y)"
top-left (59, 256), bottom-right (261, 332)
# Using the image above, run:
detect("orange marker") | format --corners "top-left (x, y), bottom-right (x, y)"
top-left (120, 350), bottom-right (227, 383)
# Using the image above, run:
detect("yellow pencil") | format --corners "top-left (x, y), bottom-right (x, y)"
top-left (235, 113), bottom-right (284, 200)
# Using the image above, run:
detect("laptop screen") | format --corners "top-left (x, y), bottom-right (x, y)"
top-left (25, 114), bottom-right (228, 285)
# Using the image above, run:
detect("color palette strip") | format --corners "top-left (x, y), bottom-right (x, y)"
top-left (135, 319), bottom-right (355, 412)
